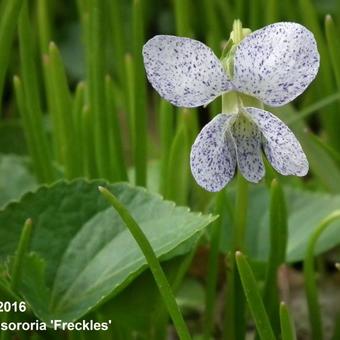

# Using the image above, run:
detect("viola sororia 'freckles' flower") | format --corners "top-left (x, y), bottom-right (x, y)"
top-left (142, 22), bottom-right (320, 192)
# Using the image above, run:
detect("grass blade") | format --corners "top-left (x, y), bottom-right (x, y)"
top-left (303, 211), bottom-right (340, 340)
top-left (98, 187), bottom-right (191, 340)
top-left (262, 179), bottom-right (288, 334)
top-left (159, 99), bottom-right (174, 196)
top-left (0, 0), bottom-right (24, 103)
top-left (235, 251), bottom-right (276, 340)
top-left (132, 0), bottom-right (147, 186)
top-left (18, 1), bottom-right (55, 182)
top-left (49, 42), bottom-right (80, 178)
top-left (280, 302), bottom-right (297, 340)
top-left (105, 75), bottom-right (128, 182)
top-left (88, 0), bottom-right (111, 179)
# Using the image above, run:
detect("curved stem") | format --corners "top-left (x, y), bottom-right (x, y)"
top-left (304, 210), bottom-right (340, 340)
top-left (98, 187), bottom-right (191, 340)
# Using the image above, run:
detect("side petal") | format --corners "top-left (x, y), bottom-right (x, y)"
top-left (231, 114), bottom-right (265, 182)
top-left (233, 22), bottom-right (320, 106)
top-left (143, 35), bottom-right (232, 108)
top-left (245, 107), bottom-right (308, 176)
top-left (190, 114), bottom-right (236, 192)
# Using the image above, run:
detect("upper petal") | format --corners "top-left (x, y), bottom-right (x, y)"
top-left (245, 107), bottom-right (308, 176)
top-left (231, 114), bottom-right (265, 183)
top-left (143, 35), bottom-right (232, 108)
top-left (190, 113), bottom-right (237, 192)
top-left (233, 22), bottom-right (320, 106)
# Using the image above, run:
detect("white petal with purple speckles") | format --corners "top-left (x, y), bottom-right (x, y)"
top-left (231, 114), bottom-right (265, 182)
top-left (142, 35), bottom-right (232, 108)
top-left (245, 107), bottom-right (308, 176)
top-left (190, 113), bottom-right (237, 192)
top-left (233, 22), bottom-right (320, 106)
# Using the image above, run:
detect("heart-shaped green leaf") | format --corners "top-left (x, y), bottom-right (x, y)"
top-left (0, 179), bottom-right (216, 323)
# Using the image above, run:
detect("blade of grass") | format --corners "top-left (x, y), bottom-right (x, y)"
top-left (72, 81), bottom-right (86, 175)
top-left (10, 218), bottom-right (33, 292)
top-left (132, 0), bottom-right (147, 186)
top-left (173, 0), bottom-right (192, 37)
top-left (0, 0), bottom-right (24, 104)
top-left (280, 302), bottom-right (297, 340)
top-left (81, 104), bottom-right (95, 178)
top-left (1, 218), bottom-right (33, 340)
top-left (262, 179), bottom-right (288, 334)
top-left (124, 53), bottom-right (135, 152)
top-left (88, 0), bottom-right (111, 179)
top-left (105, 75), bottom-right (128, 182)
top-left (159, 99), bottom-right (174, 196)
top-left (108, 0), bottom-right (126, 89)
top-left (18, 1), bottom-right (55, 182)
top-left (273, 105), bottom-right (340, 193)
top-left (266, 0), bottom-right (278, 24)
top-left (42, 54), bottom-right (63, 163)
top-left (165, 122), bottom-right (190, 205)
top-left (304, 211), bottom-right (340, 340)
top-left (98, 187), bottom-right (191, 340)
top-left (81, 5), bottom-right (97, 178)
top-left (287, 92), bottom-right (340, 125)
top-left (49, 42), bottom-right (80, 178)
top-left (36, 0), bottom-right (51, 54)
top-left (235, 251), bottom-right (276, 340)
top-left (325, 15), bottom-right (340, 88)
top-left (13, 76), bottom-right (42, 179)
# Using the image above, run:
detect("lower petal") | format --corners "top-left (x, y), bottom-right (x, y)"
top-left (231, 114), bottom-right (265, 182)
top-left (245, 107), bottom-right (308, 176)
top-left (190, 114), bottom-right (237, 192)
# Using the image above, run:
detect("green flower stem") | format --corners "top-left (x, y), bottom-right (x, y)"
top-left (98, 187), bottom-right (191, 340)
top-left (88, 0), bottom-right (111, 179)
top-left (36, 0), bottom-right (51, 54)
top-left (0, 0), bottom-right (24, 104)
top-left (105, 75), bottom-right (128, 182)
top-left (132, 0), bottom-right (147, 187)
top-left (263, 179), bottom-right (288, 334)
top-left (204, 191), bottom-right (225, 340)
top-left (233, 172), bottom-right (248, 250)
top-left (303, 211), bottom-right (340, 340)
top-left (159, 99), bottom-right (174, 196)
top-left (49, 42), bottom-right (80, 178)
top-left (11, 218), bottom-right (33, 292)
top-left (18, 1), bottom-right (55, 183)
top-left (235, 251), bottom-right (276, 340)
top-left (280, 302), bottom-right (297, 340)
